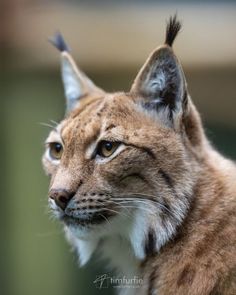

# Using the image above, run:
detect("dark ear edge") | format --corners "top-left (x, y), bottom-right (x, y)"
top-left (165, 14), bottom-right (182, 47)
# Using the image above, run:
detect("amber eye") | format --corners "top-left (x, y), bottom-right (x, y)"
top-left (97, 141), bottom-right (120, 158)
top-left (49, 142), bottom-right (63, 160)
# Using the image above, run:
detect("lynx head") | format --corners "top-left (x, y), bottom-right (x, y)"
top-left (43, 16), bottom-right (204, 265)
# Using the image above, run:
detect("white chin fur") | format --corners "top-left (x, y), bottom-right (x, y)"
top-left (129, 210), bottom-right (147, 260)
top-left (63, 210), bottom-right (135, 267)
top-left (65, 227), bottom-right (99, 266)
top-left (62, 213), bottom-right (122, 267)
top-left (62, 198), bottom-right (187, 273)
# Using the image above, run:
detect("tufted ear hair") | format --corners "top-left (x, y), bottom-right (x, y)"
top-left (49, 32), bottom-right (104, 113)
top-left (130, 15), bottom-right (188, 128)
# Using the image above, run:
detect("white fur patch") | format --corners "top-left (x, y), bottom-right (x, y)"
top-left (149, 69), bottom-right (166, 92)
top-left (129, 209), bottom-right (148, 260)
top-left (65, 227), bottom-right (99, 266)
top-left (61, 54), bottom-right (83, 109)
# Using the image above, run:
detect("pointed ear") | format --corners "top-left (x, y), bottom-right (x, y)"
top-left (50, 32), bottom-right (104, 113)
top-left (130, 16), bottom-right (188, 128)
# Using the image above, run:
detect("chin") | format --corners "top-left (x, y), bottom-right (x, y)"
top-left (61, 212), bottom-right (121, 240)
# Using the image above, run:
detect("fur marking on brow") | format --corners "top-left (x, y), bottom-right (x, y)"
top-left (105, 124), bottom-right (116, 131)
top-left (127, 143), bottom-right (156, 159)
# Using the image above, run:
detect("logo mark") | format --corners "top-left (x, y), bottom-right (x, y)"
top-left (93, 274), bottom-right (110, 289)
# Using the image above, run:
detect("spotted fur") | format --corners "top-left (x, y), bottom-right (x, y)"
top-left (43, 16), bottom-right (236, 295)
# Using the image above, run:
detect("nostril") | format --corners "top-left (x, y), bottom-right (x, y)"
top-left (49, 189), bottom-right (74, 211)
top-left (58, 196), bottom-right (68, 204)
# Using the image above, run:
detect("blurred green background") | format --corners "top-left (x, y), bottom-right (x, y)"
top-left (1, 1), bottom-right (236, 295)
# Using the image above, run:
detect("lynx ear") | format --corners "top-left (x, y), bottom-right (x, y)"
top-left (50, 32), bottom-right (104, 113)
top-left (131, 16), bottom-right (187, 128)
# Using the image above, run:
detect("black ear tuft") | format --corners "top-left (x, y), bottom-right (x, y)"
top-left (49, 32), bottom-right (70, 52)
top-left (165, 15), bottom-right (182, 47)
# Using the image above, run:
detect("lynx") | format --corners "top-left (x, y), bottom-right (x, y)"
top-left (42, 16), bottom-right (236, 295)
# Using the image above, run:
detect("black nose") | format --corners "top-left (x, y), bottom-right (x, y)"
top-left (49, 189), bottom-right (74, 210)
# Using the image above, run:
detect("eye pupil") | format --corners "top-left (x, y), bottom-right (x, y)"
top-left (55, 143), bottom-right (62, 153)
top-left (105, 142), bottom-right (113, 151)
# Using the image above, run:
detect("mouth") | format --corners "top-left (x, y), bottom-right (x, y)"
top-left (61, 210), bottom-right (115, 227)
top-left (48, 197), bottom-right (119, 227)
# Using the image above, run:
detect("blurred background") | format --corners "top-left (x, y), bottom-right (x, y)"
top-left (1, 1), bottom-right (236, 295)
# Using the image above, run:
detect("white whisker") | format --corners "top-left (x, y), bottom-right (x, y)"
top-left (98, 213), bottom-right (111, 228)
top-left (50, 119), bottom-right (59, 126)
top-left (112, 195), bottom-right (174, 216)
top-left (39, 122), bottom-right (56, 129)
top-left (102, 207), bottom-right (131, 220)
top-left (117, 204), bottom-right (156, 215)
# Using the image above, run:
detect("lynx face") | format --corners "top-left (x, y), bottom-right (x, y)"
top-left (43, 17), bottom-right (200, 263)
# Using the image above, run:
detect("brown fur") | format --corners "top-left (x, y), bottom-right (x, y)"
top-left (43, 17), bottom-right (236, 295)
top-left (141, 162), bottom-right (236, 295)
